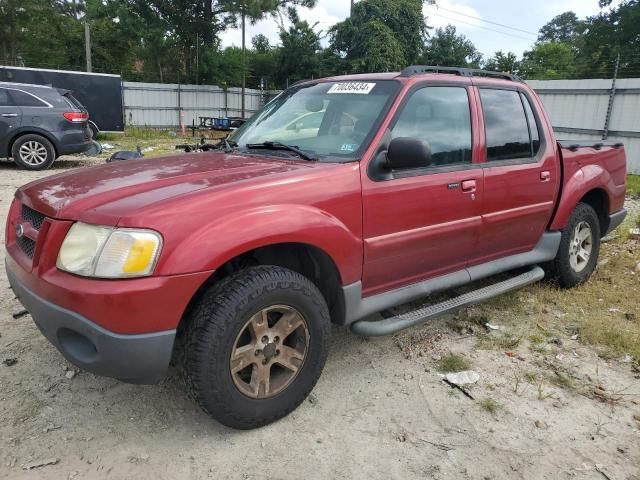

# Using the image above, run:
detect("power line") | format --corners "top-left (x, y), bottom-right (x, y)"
top-left (425, 4), bottom-right (538, 36)
top-left (429, 12), bottom-right (538, 42)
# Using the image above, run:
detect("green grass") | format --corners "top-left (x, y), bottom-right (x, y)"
top-left (479, 397), bottom-right (502, 415)
top-left (93, 127), bottom-right (228, 159)
top-left (550, 371), bottom-right (575, 390)
top-left (476, 332), bottom-right (522, 350)
top-left (97, 127), bottom-right (176, 142)
top-left (627, 175), bottom-right (640, 197)
top-left (437, 353), bottom-right (471, 373)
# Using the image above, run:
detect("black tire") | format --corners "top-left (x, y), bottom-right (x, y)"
top-left (11, 134), bottom-right (56, 170)
top-left (544, 202), bottom-right (601, 289)
top-left (88, 121), bottom-right (99, 140)
top-left (182, 266), bottom-right (331, 430)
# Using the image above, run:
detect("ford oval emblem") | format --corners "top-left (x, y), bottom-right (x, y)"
top-left (15, 224), bottom-right (24, 238)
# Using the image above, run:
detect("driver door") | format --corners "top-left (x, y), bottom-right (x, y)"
top-left (360, 85), bottom-right (483, 296)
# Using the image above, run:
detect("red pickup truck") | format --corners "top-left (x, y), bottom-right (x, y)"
top-left (5, 67), bottom-right (627, 429)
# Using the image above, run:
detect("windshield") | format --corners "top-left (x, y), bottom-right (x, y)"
top-left (230, 80), bottom-right (400, 161)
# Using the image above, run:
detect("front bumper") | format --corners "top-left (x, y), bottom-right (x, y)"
top-left (7, 260), bottom-right (175, 384)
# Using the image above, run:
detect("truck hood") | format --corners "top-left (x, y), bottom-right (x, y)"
top-left (17, 152), bottom-right (321, 221)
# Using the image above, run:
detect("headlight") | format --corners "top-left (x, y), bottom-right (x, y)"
top-left (57, 223), bottom-right (162, 278)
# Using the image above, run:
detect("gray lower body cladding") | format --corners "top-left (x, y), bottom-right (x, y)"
top-left (342, 232), bottom-right (562, 326)
top-left (6, 260), bottom-right (175, 384)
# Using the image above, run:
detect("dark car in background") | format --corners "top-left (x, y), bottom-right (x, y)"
top-left (0, 82), bottom-right (92, 170)
top-left (0, 66), bottom-right (124, 136)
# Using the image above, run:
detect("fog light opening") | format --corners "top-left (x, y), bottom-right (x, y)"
top-left (57, 328), bottom-right (98, 364)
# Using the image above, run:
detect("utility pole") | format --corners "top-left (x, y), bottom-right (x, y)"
top-left (84, 21), bottom-right (92, 73)
top-left (196, 32), bottom-right (199, 84)
top-left (351, 0), bottom-right (355, 16)
top-left (241, 9), bottom-right (246, 119)
top-left (602, 53), bottom-right (620, 140)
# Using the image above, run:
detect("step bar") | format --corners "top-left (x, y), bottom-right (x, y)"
top-left (350, 266), bottom-right (545, 337)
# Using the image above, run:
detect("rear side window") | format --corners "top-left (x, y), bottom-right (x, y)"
top-left (64, 93), bottom-right (85, 110)
top-left (0, 89), bottom-right (12, 107)
top-left (521, 93), bottom-right (540, 156)
top-left (392, 86), bottom-right (472, 166)
top-left (480, 89), bottom-right (531, 161)
top-left (8, 89), bottom-right (49, 107)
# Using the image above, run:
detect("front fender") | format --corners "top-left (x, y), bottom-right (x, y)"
top-left (157, 204), bottom-right (363, 285)
top-left (549, 164), bottom-right (615, 231)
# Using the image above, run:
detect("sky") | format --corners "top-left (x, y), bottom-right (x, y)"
top-left (219, 0), bottom-right (621, 59)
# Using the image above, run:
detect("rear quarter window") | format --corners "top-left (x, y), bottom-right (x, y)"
top-left (521, 93), bottom-right (541, 156)
top-left (8, 89), bottom-right (49, 108)
top-left (0, 88), bottom-right (12, 107)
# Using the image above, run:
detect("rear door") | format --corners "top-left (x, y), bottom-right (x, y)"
top-left (361, 84), bottom-right (484, 296)
top-left (0, 87), bottom-right (22, 157)
top-left (471, 87), bottom-right (560, 264)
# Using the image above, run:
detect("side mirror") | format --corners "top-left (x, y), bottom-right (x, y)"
top-left (387, 137), bottom-right (432, 170)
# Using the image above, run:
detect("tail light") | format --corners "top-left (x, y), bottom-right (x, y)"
top-left (63, 111), bottom-right (89, 123)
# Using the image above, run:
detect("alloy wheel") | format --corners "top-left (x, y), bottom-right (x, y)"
top-left (569, 221), bottom-right (593, 273)
top-left (19, 141), bottom-right (48, 166)
top-left (230, 305), bottom-right (309, 399)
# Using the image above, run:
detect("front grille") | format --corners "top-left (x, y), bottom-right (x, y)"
top-left (17, 204), bottom-right (47, 260)
top-left (16, 236), bottom-right (36, 259)
top-left (21, 205), bottom-right (45, 230)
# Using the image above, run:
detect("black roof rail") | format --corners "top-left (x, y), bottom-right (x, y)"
top-left (399, 65), bottom-right (522, 82)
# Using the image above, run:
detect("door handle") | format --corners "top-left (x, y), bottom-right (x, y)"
top-left (461, 180), bottom-right (477, 192)
top-left (1, 113), bottom-right (17, 118)
top-left (540, 171), bottom-right (551, 182)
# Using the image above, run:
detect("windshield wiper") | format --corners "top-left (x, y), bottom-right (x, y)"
top-left (245, 141), bottom-right (318, 161)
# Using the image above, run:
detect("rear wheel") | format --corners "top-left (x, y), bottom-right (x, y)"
top-left (545, 203), bottom-right (601, 288)
top-left (11, 134), bottom-right (56, 170)
top-left (88, 121), bottom-right (99, 140)
top-left (182, 266), bottom-right (330, 429)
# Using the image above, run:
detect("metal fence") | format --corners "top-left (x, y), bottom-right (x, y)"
top-left (527, 78), bottom-right (640, 174)
top-left (122, 78), bottom-right (640, 174)
top-left (122, 82), bottom-right (280, 129)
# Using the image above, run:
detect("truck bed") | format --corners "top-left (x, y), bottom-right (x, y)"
top-left (555, 139), bottom-right (627, 225)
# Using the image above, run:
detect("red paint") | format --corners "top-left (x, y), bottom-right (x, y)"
top-left (5, 72), bottom-right (627, 334)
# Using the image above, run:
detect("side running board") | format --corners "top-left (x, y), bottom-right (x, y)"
top-left (350, 266), bottom-right (545, 337)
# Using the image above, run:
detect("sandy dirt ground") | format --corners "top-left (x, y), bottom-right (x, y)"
top-left (0, 155), bottom-right (639, 480)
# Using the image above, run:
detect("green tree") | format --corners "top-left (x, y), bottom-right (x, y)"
top-left (252, 34), bottom-right (271, 53)
top-left (538, 12), bottom-right (584, 43)
top-left (519, 42), bottom-right (577, 79)
top-left (0, 0), bottom-right (82, 68)
top-left (276, 11), bottom-right (322, 85)
top-left (250, 35), bottom-right (278, 88)
top-left (578, 0), bottom-right (640, 78)
top-left (330, 0), bottom-right (427, 73)
top-left (484, 51), bottom-right (519, 73)
top-left (421, 25), bottom-right (482, 68)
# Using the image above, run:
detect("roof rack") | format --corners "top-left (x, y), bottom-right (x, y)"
top-left (399, 65), bottom-right (522, 82)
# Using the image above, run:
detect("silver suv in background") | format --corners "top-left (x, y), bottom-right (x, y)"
top-left (0, 82), bottom-right (92, 170)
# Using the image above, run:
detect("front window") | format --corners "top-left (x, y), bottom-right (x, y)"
top-left (230, 80), bottom-right (401, 161)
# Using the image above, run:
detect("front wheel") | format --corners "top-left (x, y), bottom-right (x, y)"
top-left (545, 202), bottom-right (601, 288)
top-left (182, 266), bottom-right (331, 429)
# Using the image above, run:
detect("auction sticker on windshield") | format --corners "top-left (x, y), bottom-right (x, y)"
top-left (327, 83), bottom-right (376, 95)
